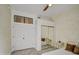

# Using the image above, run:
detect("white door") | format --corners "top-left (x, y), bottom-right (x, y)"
top-left (48, 26), bottom-right (54, 46)
top-left (24, 25), bottom-right (35, 48)
top-left (12, 23), bottom-right (35, 50)
top-left (41, 26), bottom-right (49, 46)
top-left (41, 26), bottom-right (54, 46)
top-left (12, 23), bottom-right (26, 50)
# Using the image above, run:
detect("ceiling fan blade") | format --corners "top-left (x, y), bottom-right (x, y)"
top-left (43, 5), bottom-right (49, 11)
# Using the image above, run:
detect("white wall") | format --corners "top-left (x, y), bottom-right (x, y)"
top-left (35, 19), bottom-right (41, 51)
top-left (40, 19), bottom-right (54, 26)
top-left (0, 5), bottom-right (11, 54)
top-left (53, 6), bottom-right (79, 45)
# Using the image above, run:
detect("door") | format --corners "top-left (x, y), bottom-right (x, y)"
top-left (41, 25), bottom-right (54, 46)
top-left (12, 23), bottom-right (35, 50)
top-left (41, 26), bottom-right (49, 46)
top-left (12, 23), bottom-right (26, 50)
top-left (12, 15), bottom-right (34, 50)
top-left (48, 26), bottom-right (54, 46)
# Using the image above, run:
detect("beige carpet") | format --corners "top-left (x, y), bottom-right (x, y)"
top-left (11, 47), bottom-right (57, 55)
top-left (11, 48), bottom-right (41, 55)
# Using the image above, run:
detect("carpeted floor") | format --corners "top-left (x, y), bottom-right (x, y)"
top-left (11, 48), bottom-right (41, 55)
top-left (11, 47), bottom-right (57, 55)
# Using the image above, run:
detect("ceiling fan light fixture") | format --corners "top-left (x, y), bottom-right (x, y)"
top-left (43, 4), bottom-right (53, 11)
top-left (48, 4), bottom-right (52, 7)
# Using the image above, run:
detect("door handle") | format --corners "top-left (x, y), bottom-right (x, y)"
top-left (23, 37), bottom-right (24, 39)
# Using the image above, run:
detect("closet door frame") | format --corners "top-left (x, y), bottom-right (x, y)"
top-left (41, 25), bottom-right (54, 46)
top-left (11, 10), bottom-right (35, 51)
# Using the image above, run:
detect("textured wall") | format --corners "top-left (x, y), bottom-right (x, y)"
top-left (53, 5), bottom-right (79, 45)
top-left (0, 4), bottom-right (11, 54)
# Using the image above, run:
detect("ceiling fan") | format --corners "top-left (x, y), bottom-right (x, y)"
top-left (43, 4), bottom-right (53, 11)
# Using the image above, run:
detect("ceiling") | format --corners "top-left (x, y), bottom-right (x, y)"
top-left (10, 4), bottom-right (78, 19)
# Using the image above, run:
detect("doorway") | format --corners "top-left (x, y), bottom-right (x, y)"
top-left (41, 25), bottom-right (54, 50)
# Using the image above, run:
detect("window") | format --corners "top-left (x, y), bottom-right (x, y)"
top-left (14, 15), bottom-right (33, 24)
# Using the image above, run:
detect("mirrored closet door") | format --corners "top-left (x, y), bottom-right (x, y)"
top-left (41, 25), bottom-right (54, 50)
